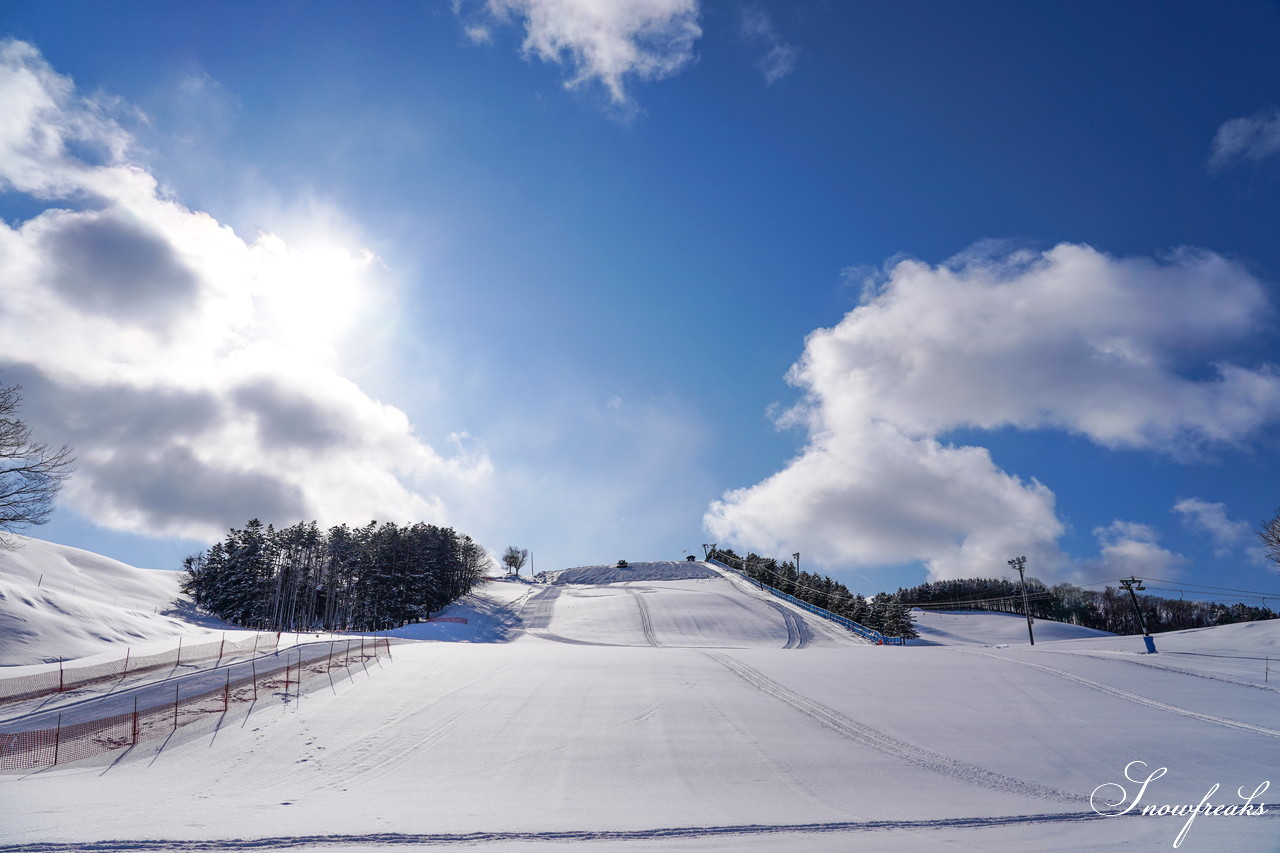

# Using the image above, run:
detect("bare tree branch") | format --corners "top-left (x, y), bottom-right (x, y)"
top-left (0, 381), bottom-right (75, 548)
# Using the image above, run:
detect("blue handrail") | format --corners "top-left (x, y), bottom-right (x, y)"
top-left (706, 557), bottom-right (903, 645)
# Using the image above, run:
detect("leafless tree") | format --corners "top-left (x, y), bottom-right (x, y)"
top-left (1259, 508), bottom-right (1280, 569)
top-left (0, 382), bottom-right (74, 547)
top-left (502, 545), bottom-right (529, 576)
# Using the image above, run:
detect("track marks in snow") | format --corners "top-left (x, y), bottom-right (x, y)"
top-left (628, 589), bottom-right (662, 648)
top-left (772, 604), bottom-right (810, 650)
top-left (1040, 649), bottom-right (1280, 694)
top-left (969, 651), bottom-right (1280, 738)
top-left (702, 651), bottom-right (1076, 803)
top-left (0, 812), bottom-right (1132, 851)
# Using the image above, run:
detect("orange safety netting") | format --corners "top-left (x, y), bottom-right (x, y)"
top-left (0, 637), bottom-right (389, 770)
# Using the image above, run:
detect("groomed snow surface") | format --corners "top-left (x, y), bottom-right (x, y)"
top-left (2, 546), bottom-right (1278, 852)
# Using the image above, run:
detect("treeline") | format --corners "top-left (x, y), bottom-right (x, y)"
top-left (709, 548), bottom-right (917, 638)
top-left (896, 577), bottom-right (1277, 635)
top-left (181, 519), bottom-right (491, 632)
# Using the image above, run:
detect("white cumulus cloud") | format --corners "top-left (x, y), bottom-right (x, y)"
top-left (0, 40), bottom-right (490, 542)
top-left (462, 0), bottom-right (701, 106)
top-left (1085, 521), bottom-right (1187, 580)
top-left (706, 242), bottom-right (1280, 580)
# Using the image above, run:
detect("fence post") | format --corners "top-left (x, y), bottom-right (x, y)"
top-left (173, 682), bottom-right (179, 730)
top-left (132, 695), bottom-right (139, 744)
top-left (176, 636), bottom-right (183, 667)
top-left (58, 658), bottom-right (64, 693)
top-left (123, 647), bottom-right (131, 678)
top-left (251, 658), bottom-right (258, 700)
top-left (53, 713), bottom-right (61, 766)
top-left (223, 668), bottom-right (230, 712)
top-left (216, 633), bottom-right (225, 666)
top-left (253, 634), bottom-right (259, 656)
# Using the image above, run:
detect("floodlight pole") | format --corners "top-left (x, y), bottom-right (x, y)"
top-left (793, 552), bottom-right (800, 574)
top-left (702, 543), bottom-right (715, 560)
top-left (1007, 556), bottom-right (1035, 646)
top-left (1119, 576), bottom-right (1157, 654)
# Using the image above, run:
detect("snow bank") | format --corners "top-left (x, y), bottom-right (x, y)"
top-left (552, 560), bottom-right (718, 585)
top-left (0, 536), bottom-right (220, 666)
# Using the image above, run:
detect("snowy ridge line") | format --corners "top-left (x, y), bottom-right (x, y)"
top-left (1039, 649), bottom-right (1280, 694)
top-left (967, 651), bottom-right (1280, 738)
top-left (707, 558), bottom-right (891, 644)
top-left (0, 634), bottom-right (280, 704)
top-left (0, 811), bottom-right (1143, 851)
top-left (702, 651), bottom-right (1079, 803)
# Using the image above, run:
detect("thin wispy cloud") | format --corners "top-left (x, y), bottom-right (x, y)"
top-left (460, 0), bottom-right (702, 107)
top-left (1208, 107), bottom-right (1280, 171)
top-left (739, 6), bottom-right (797, 85)
top-left (0, 40), bottom-right (490, 541)
top-left (706, 242), bottom-right (1280, 580)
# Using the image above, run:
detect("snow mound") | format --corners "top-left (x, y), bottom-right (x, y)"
top-left (910, 608), bottom-right (1116, 645)
top-left (552, 560), bottom-right (719, 585)
top-left (0, 536), bottom-right (219, 666)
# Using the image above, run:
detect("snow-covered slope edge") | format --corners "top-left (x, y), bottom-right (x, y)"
top-left (910, 608), bottom-right (1116, 645)
top-left (0, 535), bottom-right (220, 666)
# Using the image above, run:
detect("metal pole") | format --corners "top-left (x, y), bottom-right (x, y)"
top-left (132, 696), bottom-right (139, 744)
top-left (53, 713), bottom-right (61, 765)
top-left (173, 682), bottom-right (179, 730)
top-left (176, 636), bottom-right (182, 667)
top-left (216, 633), bottom-right (225, 666)
top-left (223, 668), bottom-right (231, 712)
top-left (1119, 577), bottom-right (1156, 653)
top-left (1007, 556), bottom-right (1035, 646)
top-left (251, 658), bottom-right (258, 700)
top-left (58, 658), bottom-right (64, 693)
top-left (123, 648), bottom-right (131, 678)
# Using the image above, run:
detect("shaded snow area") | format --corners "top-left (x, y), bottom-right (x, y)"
top-left (0, 536), bottom-right (222, 665)
top-left (551, 560), bottom-right (719, 585)
top-left (2, 553), bottom-right (1279, 851)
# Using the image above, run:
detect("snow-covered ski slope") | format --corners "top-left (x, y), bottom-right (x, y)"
top-left (3, 549), bottom-right (1279, 852)
top-left (0, 536), bottom-right (227, 666)
top-left (911, 607), bottom-right (1117, 645)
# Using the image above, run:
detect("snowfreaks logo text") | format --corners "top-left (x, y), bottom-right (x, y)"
top-left (1091, 760), bottom-right (1270, 848)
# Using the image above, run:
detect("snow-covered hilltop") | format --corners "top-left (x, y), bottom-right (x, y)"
top-left (0, 536), bottom-right (218, 666)
top-left (550, 560), bottom-right (720, 585)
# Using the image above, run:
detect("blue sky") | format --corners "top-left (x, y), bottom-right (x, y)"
top-left (3, 1), bottom-right (1280, 605)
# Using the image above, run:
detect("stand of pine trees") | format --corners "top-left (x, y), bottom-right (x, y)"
top-left (895, 577), bottom-right (1277, 635)
top-left (181, 519), bottom-right (490, 632)
top-left (709, 548), bottom-right (918, 639)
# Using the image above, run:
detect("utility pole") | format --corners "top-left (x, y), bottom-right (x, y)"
top-left (1118, 577), bottom-right (1157, 654)
top-left (702, 543), bottom-right (715, 560)
top-left (1007, 556), bottom-right (1035, 646)
top-left (793, 552), bottom-right (800, 574)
